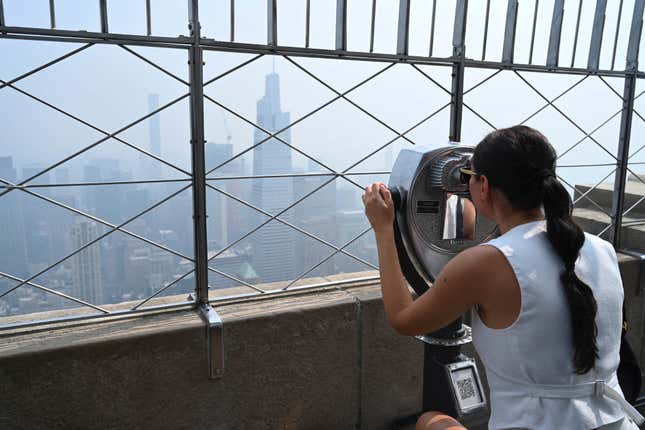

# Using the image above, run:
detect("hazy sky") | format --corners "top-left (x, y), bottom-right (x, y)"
top-left (1, 0), bottom-right (644, 192)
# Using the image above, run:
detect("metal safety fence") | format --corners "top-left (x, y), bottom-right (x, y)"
top-left (0, 0), bottom-right (644, 330)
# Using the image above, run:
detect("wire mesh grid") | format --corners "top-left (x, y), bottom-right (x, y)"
top-left (0, 0), bottom-right (644, 329)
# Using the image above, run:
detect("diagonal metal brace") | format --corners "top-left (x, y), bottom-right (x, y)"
top-left (198, 303), bottom-right (224, 379)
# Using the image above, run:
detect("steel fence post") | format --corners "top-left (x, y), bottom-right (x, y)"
top-left (450, 0), bottom-right (467, 142)
top-left (611, 0), bottom-right (645, 247)
top-left (188, 0), bottom-right (209, 305)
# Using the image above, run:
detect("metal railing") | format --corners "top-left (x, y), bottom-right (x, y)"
top-left (1, 0), bottom-right (644, 330)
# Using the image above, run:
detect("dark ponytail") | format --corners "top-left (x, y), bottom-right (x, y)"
top-left (473, 125), bottom-right (599, 374)
top-left (542, 174), bottom-right (599, 374)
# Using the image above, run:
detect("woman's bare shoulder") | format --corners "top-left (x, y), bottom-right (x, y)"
top-left (442, 245), bottom-right (516, 300)
top-left (451, 244), bottom-right (509, 273)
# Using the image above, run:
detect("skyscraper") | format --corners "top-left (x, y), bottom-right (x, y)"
top-left (294, 160), bottom-right (337, 277)
top-left (21, 164), bottom-right (51, 196)
top-left (82, 158), bottom-right (126, 223)
top-left (70, 219), bottom-right (103, 304)
top-left (250, 72), bottom-right (296, 283)
top-left (206, 142), bottom-right (234, 249)
top-left (0, 157), bottom-right (28, 279)
top-left (20, 164), bottom-right (53, 272)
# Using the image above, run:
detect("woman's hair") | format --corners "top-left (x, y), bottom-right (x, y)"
top-left (472, 125), bottom-right (599, 374)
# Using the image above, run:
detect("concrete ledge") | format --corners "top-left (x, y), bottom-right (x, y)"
top-left (573, 208), bottom-right (645, 251)
top-left (1, 254), bottom-right (643, 430)
top-left (0, 288), bottom-right (359, 429)
top-left (574, 181), bottom-right (645, 215)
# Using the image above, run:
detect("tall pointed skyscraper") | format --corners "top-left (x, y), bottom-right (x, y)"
top-left (251, 72), bottom-right (296, 283)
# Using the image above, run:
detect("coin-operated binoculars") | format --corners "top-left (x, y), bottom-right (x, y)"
top-left (388, 143), bottom-right (497, 419)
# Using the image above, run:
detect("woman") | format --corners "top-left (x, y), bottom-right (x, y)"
top-left (362, 126), bottom-right (640, 430)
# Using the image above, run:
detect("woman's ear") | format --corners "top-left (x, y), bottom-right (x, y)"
top-left (479, 175), bottom-right (489, 202)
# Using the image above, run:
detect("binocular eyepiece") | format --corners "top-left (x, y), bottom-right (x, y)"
top-left (390, 153), bottom-right (472, 210)
top-left (430, 152), bottom-right (474, 193)
top-left (388, 144), bottom-right (497, 294)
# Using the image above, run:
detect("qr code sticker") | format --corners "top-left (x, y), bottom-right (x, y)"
top-left (457, 378), bottom-right (475, 400)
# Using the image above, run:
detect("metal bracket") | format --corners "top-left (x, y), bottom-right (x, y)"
top-left (198, 303), bottom-right (224, 379)
top-left (415, 324), bottom-right (472, 347)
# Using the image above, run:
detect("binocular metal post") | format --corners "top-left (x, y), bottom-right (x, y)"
top-left (388, 144), bottom-right (493, 426)
top-left (417, 318), bottom-right (479, 416)
top-left (393, 319), bottom-right (484, 428)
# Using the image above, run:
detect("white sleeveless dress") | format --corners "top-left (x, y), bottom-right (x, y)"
top-left (471, 220), bottom-right (641, 430)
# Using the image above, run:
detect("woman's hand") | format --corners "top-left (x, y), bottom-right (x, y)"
top-left (362, 182), bottom-right (395, 235)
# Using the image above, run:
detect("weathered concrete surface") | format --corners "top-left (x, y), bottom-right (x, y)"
top-left (349, 285), bottom-right (424, 429)
top-left (574, 180), bottom-right (645, 216)
top-left (0, 311), bottom-right (204, 429)
top-left (1, 290), bottom-right (361, 430)
top-left (0, 254), bottom-right (642, 430)
top-left (573, 207), bottom-right (645, 252)
top-left (572, 179), bottom-right (644, 253)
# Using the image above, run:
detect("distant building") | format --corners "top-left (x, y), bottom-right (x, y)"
top-left (18, 164), bottom-right (55, 272)
top-left (82, 158), bottom-right (127, 223)
top-left (54, 168), bottom-right (70, 184)
top-left (336, 210), bottom-right (367, 243)
top-left (250, 72), bottom-right (297, 283)
top-left (206, 142), bottom-right (234, 249)
top-left (70, 220), bottom-right (103, 304)
top-left (206, 142), bottom-right (234, 172)
top-left (51, 167), bottom-right (76, 206)
top-left (21, 164), bottom-right (51, 194)
top-left (25, 225), bottom-right (52, 272)
top-left (294, 161), bottom-right (337, 278)
top-left (101, 235), bottom-right (128, 302)
top-left (337, 186), bottom-right (361, 211)
top-left (148, 250), bottom-right (175, 296)
top-left (335, 210), bottom-right (371, 274)
top-left (125, 247), bottom-right (152, 300)
top-left (208, 249), bottom-right (258, 289)
top-left (0, 157), bottom-right (28, 290)
top-left (140, 93), bottom-right (163, 182)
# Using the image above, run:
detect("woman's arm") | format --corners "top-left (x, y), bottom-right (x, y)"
top-left (462, 198), bottom-right (476, 240)
top-left (393, 246), bottom-right (492, 335)
top-left (374, 228), bottom-right (414, 331)
top-left (363, 182), bottom-right (491, 336)
top-left (362, 183), bottom-right (412, 330)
